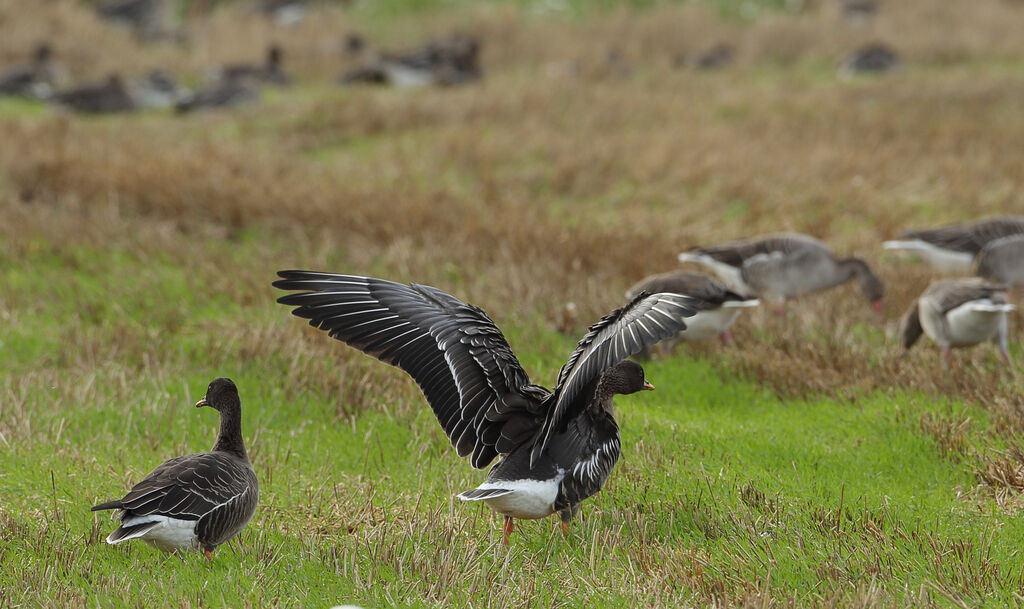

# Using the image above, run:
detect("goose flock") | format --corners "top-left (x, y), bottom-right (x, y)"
top-left (90, 215), bottom-right (1021, 555)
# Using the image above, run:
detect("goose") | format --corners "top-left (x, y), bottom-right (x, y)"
top-left (339, 34), bottom-right (481, 88)
top-left (273, 271), bottom-right (696, 544)
top-left (678, 233), bottom-right (885, 314)
top-left (92, 378), bottom-right (258, 559)
top-left (625, 271), bottom-right (759, 357)
top-left (883, 216), bottom-right (1024, 274)
top-left (51, 75), bottom-right (136, 114)
top-left (96, 0), bottom-right (167, 41)
top-left (975, 234), bottom-right (1024, 287)
top-left (899, 278), bottom-right (1015, 364)
top-left (0, 44), bottom-right (58, 100)
top-left (174, 78), bottom-right (259, 114)
top-left (221, 45), bottom-right (290, 86)
top-left (838, 43), bottom-right (900, 76)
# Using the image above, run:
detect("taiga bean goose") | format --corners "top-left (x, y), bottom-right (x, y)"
top-left (976, 235), bottom-right (1024, 287)
top-left (92, 378), bottom-right (258, 559)
top-left (884, 216), bottom-right (1024, 274)
top-left (625, 271), bottom-right (759, 357)
top-left (274, 271), bottom-right (696, 544)
top-left (678, 233), bottom-right (885, 313)
top-left (899, 278), bottom-right (1015, 364)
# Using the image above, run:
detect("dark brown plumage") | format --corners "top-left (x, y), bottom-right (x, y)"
top-left (273, 271), bottom-right (694, 543)
top-left (92, 378), bottom-right (258, 559)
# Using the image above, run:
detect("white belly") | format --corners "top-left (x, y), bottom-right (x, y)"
top-left (116, 515), bottom-right (200, 552)
top-left (924, 301), bottom-right (1012, 348)
top-left (883, 240), bottom-right (975, 274)
top-left (459, 478), bottom-right (561, 520)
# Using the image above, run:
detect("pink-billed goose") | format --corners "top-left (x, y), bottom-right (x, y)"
top-left (975, 234), bottom-right (1024, 287)
top-left (92, 378), bottom-right (258, 559)
top-left (273, 271), bottom-right (696, 544)
top-left (899, 278), bottom-right (1015, 364)
top-left (678, 233), bottom-right (885, 313)
top-left (625, 271), bottom-right (759, 356)
top-left (884, 216), bottom-right (1024, 274)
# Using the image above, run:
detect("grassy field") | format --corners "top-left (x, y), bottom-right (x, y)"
top-left (3, 0), bottom-right (1024, 607)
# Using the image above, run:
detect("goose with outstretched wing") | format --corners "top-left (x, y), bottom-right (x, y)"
top-left (273, 271), bottom-right (696, 544)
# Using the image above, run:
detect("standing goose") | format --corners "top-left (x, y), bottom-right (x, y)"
top-left (899, 278), bottom-right (1015, 364)
top-left (625, 271), bottom-right (759, 357)
top-left (678, 233), bottom-right (885, 313)
top-left (273, 271), bottom-right (696, 544)
top-left (0, 44), bottom-right (58, 99)
top-left (883, 216), bottom-right (1024, 274)
top-left (92, 378), bottom-right (258, 559)
top-left (975, 234), bottom-right (1024, 287)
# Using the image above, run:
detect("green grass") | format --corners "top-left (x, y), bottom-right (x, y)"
top-left (1, 236), bottom-right (1021, 607)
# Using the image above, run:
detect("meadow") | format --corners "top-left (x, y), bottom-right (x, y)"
top-left (2, 0), bottom-right (1024, 606)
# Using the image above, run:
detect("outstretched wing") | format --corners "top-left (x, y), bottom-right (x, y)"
top-left (273, 271), bottom-right (549, 469)
top-left (92, 453), bottom-right (252, 520)
top-left (531, 292), bottom-right (696, 464)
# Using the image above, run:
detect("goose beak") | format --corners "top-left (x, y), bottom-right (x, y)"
top-left (871, 300), bottom-right (884, 316)
top-left (195, 398), bottom-right (209, 408)
top-left (642, 381), bottom-right (655, 391)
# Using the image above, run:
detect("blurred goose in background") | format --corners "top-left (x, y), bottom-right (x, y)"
top-left (220, 45), bottom-right (290, 86)
top-left (838, 43), bottom-right (900, 76)
top-left (52, 71), bottom-right (188, 113)
top-left (92, 378), bottom-right (258, 559)
top-left (625, 271), bottom-right (759, 357)
top-left (975, 234), bottom-right (1024, 287)
top-left (674, 43), bottom-right (734, 70)
top-left (884, 216), bottom-right (1024, 274)
top-left (175, 78), bottom-right (259, 114)
top-left (96, 0), bottom-right (168, 41)
top-left (0, 43), bottom-right (59, 99)
top-left (52, 74), bottom-right (136, 113)
top-left (679, 233), bottom-right (885, 314)
top-left (274, 271), bottom-right (696, 544)
top-left (339, 34), bottom-right (481, 88)
top-left (899, 278), bottom-right (1015, 364)
top-left (129, 70), bottom-right (189, 109)
top-left (259, 0), bottom-right (307, 25)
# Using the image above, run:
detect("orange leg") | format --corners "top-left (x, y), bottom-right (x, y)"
top-left (502, 516), bottom-right (514, 546)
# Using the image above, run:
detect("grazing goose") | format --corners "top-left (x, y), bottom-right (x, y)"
top-left (838, 43), bottom-right (900, 76)
top-left (0, 44), bottom-right (58, 99)
top-left (96, 0), bottom-right (167, 41)
top-left (51, 75), bottom-right (136, 113)
top-left (174, 78), bottom-right (259, 114)
top-left (975, 235), bottom-right (1024, 287)
top-left (678, 233), bottom-right (885, 313)
top-left (92, 378), bottom-right (258, 559)
top-left (899, 279), bottom-right (1015, 364)
top-left (339, 34), bottom-right (481, 88)
top-left (273, 271), bottom-right (696, 544)
top-left (884, 216), bottom-right (1024, 274)
top-left (221, 45), bottom-right (290, 86)
top-left (625, 271), bottom-right (759, 356)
